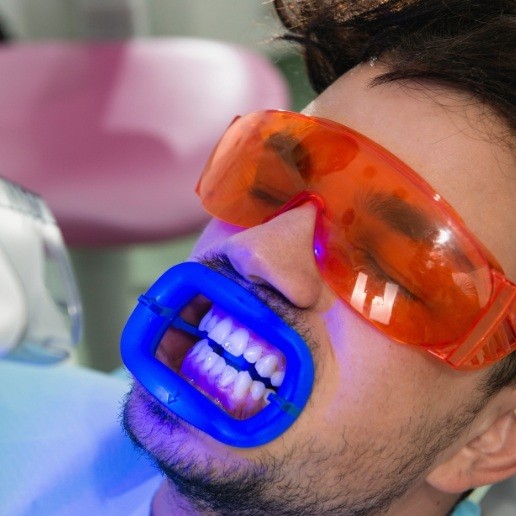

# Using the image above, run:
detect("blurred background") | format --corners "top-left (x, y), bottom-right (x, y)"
top-left (0, 0), bottom-right (315, 372)
top-left (0, 1), bottom-right (315, 108)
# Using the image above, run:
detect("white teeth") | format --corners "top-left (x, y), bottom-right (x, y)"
top-left (193, 339), bottom-right (211, 363)
top-left (233, 371), bottom-right (252, 400)
top-left (205, 313), bottom-right (219, 332)
top-left (208, 355), bottom-right (226, 378)
top-left (221, 328), bottom-right (249, 357)
top-left (191, 307), bottom-right (286, 408)
top-left (250, 380), bottom-right (266, 400)
top-left (243, 345), bottom-right (262, 363)
top-left (255, 354), bottom-right (279, 378)
top-left (218, 365), bottom-right (238, 387)
top-left (188, 339), bottom-right (203, 358)
top-left (207, 317), bottom-right (232, 343)
top-left (271, 370), bottom-right (285, 387)
top-left (198, 308), bottom-right (214, 332)
top-left (201, 351), bottom-right (220, 372)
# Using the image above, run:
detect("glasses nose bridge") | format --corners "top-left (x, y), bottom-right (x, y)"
top-left (265, 190), bottom-right (326, 223)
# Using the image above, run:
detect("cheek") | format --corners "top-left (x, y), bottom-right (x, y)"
top-left (316, 301), bottom-right (455, 430)
top-left (189, 219), bottom-right (243, 259)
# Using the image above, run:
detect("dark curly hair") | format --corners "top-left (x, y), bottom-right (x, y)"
top-left (273, 0), bottom-right (515, 396)
top-left (274, 0), bottom-right (516, 132)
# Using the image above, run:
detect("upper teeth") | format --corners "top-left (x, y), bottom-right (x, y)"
top-left (271, 370), bottom-right (285, 387)
top-left (207, 317), bottom-right (232, 343)
top-left (221, 329), bottom-right (249, 357)
top-left (255, 354), bottom-right (278, 377)
top-left (199, 310), bottom-right (219, 332)
top-left (243, 345), bottom-right (262, 363)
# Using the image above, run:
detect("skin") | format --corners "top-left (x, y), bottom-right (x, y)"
top-left (124, 63), bottom-right (516, 515)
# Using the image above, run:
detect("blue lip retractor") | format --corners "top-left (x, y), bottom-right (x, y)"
top-left (121, 262), bottom-right (315, 448)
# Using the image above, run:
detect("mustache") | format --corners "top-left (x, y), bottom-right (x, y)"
top-left (196, 253), bottom-right (311, 336)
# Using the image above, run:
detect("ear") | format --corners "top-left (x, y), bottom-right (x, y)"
top-left (427, 405), bottom-right (516, 493)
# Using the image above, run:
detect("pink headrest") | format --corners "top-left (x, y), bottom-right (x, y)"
top-left (0, 38), bottom-right (289, 246)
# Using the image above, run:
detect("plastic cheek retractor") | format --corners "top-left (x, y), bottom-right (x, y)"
top-left (121, 261), bottom-right (315, 448)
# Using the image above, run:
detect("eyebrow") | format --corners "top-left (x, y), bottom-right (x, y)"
top-left (249, 185), bottom-right (289, 207)
top-left (359, 190), bottom-right (476, 269)
top-left (359, 190), bottom-right (437, 241)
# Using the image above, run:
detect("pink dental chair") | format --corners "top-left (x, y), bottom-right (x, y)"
top-left (0, 38), bottom-right (289, 370)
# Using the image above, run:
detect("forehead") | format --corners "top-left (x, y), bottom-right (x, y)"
top-left (303, 64), bottom-right (515, 279)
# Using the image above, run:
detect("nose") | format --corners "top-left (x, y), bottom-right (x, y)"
top-left (221, 202), bottom-right (324, 309)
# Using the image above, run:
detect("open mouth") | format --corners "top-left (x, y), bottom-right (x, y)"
top-left (155, 296), bottom-right (286, 420)
top-left (122, 261), bottom-right (315, 447)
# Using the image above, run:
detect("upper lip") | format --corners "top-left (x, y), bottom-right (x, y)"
top-left (196, 256), bottom-right (299, 323)
top-left (193, 258), bottom-right (313, 368)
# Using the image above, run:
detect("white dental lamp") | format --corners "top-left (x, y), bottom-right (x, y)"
top-left (0, 176), bottom-right (81, 363)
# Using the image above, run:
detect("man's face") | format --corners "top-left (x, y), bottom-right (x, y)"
top-left (124, 65), bottom-right (515, 514)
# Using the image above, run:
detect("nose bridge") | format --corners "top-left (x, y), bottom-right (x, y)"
top-left (222, 200), bottom-right (324, 308)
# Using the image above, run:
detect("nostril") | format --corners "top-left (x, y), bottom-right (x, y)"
top-left (222, 204), bottom-right (323, 309)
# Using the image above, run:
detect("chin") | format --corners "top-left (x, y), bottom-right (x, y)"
top-left (122, 380), bottom-right (241, 465)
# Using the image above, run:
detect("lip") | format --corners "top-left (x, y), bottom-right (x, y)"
top-left (155, 299), bottom-right (286, 420)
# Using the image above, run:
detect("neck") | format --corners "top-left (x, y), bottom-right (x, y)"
top-left (384, 482), bottom-right (461, 516)
top-left (152, 480), bottom-right (204, 516)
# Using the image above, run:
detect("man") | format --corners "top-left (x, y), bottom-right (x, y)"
top-left (122, 1), bottom-right (515, 514)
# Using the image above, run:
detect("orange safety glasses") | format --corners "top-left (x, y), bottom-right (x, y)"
top-left (196, 110), bottom-right (515, 370)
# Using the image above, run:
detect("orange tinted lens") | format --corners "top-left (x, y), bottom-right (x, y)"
top-left (316, 207), bottom-right (491, 349)
top-left (197, 113), bottom-right (309, 226)
top-left (197, 111), bottom-right (495, 349)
